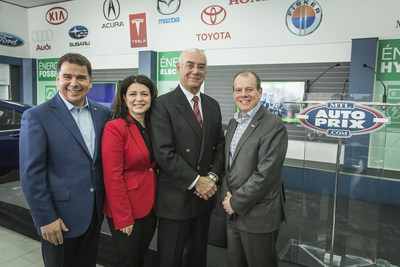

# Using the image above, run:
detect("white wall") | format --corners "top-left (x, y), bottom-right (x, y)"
top-left (11, 0), bottom-right (398, 68)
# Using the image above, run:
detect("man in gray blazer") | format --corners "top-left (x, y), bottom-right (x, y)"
top-left (222, 70), bottom-right (288, 267)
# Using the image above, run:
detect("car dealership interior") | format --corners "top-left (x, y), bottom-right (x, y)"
top-left (1, 0), bottom-right (400, 266)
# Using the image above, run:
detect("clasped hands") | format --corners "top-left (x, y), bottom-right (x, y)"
top-left (194, 176), bottom-right (217, 200)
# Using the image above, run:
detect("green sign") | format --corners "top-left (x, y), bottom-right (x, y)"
top-left (376, 39), bottom-right (400, 128)
top-left (38, 58), bottom-right (58, 81)
top-left (37, 58), bottom-right (59, 104)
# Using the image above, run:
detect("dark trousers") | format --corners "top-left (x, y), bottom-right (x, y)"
top-left (41, 207), bottom-right (101, 267)
top-left (157, 212), bottom-right (211, 267)
top-left (226, 219), bottom-right (279, 267)
top-left (107, 209), bottom-right (157, 267)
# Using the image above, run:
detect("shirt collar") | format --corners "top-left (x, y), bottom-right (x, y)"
top-left (58, 91), bottom-right (90, 111)
top-left (180, 84), bottom-right (201, 103)
top-left (234, 102), bottom-right (261, 123)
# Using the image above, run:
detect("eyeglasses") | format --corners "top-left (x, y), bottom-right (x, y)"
top-left (185, 63), bottom-right (207, 71)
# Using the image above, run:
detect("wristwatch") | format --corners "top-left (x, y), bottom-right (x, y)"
top-left (208, 173), bottom-right (218, 183)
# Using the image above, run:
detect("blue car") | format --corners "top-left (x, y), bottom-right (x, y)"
top-left (0, 100), bottom-right (31, 181)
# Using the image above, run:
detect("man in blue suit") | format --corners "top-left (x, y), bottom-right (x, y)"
top-left (19, 53), bottom-right (109, 267)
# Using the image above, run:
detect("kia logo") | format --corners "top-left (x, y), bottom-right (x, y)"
top-left (46, 7), bottom-right (68, 25)
top-left (201, 5), bottom-right (226, 26)
top-left (0, 32), bottom-right (24, 47)
top-left (69, 26), bottom-right (89, 39)
top-left (103, 0), bottom-right (120, 21)
top-left (31, 30), bottom-right (54, 42)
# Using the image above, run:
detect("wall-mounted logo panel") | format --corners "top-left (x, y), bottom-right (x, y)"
top-left (69, 26), bottom-right (89, 39)
top-left (46, 7), bottom-right (68, 25)
top-left (286, 0), bottom-right (322, 36)
top-left (0, 32), bottom-right (24, 47)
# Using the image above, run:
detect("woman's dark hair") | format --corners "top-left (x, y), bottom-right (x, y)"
top-left (111, 75), bottom-right (158, 123)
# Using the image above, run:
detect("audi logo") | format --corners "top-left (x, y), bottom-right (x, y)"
top-left (201, 5), bottom-right (226, 26)
top-left (31, 30), bottom-right (54, 42)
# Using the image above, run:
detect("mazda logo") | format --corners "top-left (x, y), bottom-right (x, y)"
top-left (201, 5), bottom-right (226, 26)
top-left (103, 0), bottom-right (120, 21)
top-left (31, 30), bottom-right (54, 42)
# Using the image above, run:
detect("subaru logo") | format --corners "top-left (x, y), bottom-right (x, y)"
top-left (103, 0), bottom-right (120, 21)
top-left (0, 32), bottom-right (24, 47)
top-left (69, 26), bottom-right (88, 39)
top-left (157, 0), bottom-right (180, 15)
top-left (296, 101), bottom-right (390, 138)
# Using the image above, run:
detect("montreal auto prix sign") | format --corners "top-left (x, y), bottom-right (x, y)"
top-left (296, 101), bottom-right (390, 138)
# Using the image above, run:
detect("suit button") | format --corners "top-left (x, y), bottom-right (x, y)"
top-left (186, 149), bottom-right (190, 152)
top-left (92, 167), bottom-right (95, 171)
top-left (149, 168), bottom-right (153, 172)
top-left (197, 166), bottom-right (200, 170)
top-left (90, 188), bottom-right (94, 192)
top-left (210, 164), bottom-right (213, 168)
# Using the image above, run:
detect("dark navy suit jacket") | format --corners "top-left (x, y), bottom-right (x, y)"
top-left (19, 93), bottom-right (109, 238)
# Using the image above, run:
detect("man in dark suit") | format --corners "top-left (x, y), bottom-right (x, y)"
top-left (150, 48), bottom-right (224, 267)
top-left (222, 70), bottom-right (288, 267)
top-left (19, 53), bottom-right (109, 267)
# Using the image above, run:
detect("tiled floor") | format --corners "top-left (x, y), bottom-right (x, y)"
top-left (0, 225), bottom-right (43, 267)
top-left (0, 226), bottom-right (104, 267)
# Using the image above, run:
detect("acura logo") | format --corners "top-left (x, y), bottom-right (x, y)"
top-left (69, 26), bottom-right (89, 39)
top-left (31, 30), bottom-right (54, 42)
top-left (201, 5), bottom-right (226, 26)
top-left (103, 0), bottom-right (120, 21)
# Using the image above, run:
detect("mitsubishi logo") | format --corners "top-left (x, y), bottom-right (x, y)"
top-left (103, 0), bottom-right (120, 21)
top-left (131, 19), bottom-right (144, 35)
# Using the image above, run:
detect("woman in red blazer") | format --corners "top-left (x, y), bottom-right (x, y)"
top-left (102, 75), bottom-right (158, 267)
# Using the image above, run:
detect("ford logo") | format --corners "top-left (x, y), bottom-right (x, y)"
top-left (0, 32), bottom-right (24, 47)
top-left (69, 26), bottom-right (88, 39)
top-left (46, 7), bottom-right (68, 25)
top-left (296, 101), bottom-right (390, 138)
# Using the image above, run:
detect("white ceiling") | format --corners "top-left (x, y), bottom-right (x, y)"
top-left (0, 0), bottom-right (73, 8)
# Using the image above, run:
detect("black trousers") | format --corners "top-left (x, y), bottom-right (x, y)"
top-left (107, 209), bottom-right (157, 267)
top-left (157, 212), bottom-right (211, 267)
top-left (226, 219), bottom-right (279, 267)
top-left (41, 207), bottom-right (101, 267)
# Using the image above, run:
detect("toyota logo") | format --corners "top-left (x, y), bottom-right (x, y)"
top-left (201, 5), bottom-right (226, 26)
top-left (31, 30), bottom-right (54, 42)
top-left (103, 0), bottom-right (120, 21)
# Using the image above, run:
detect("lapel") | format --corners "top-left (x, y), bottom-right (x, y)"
top-left (127, 118), bottom-right (151, 166)
top-left (230, 107), bottom-right (265, 167)
top-left (225, 118), bottom-right (237, 170)
top-left (50, 94), bottom-right (92, 159)
top-left (174, 86), bottom-right (203, 141)
top-left (88, 99), bottom-right (102, 161)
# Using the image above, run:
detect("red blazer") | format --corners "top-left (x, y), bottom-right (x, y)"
top-left (102, 117), bottom-right (157, 230)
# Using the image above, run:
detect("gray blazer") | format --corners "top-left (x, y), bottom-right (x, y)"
top-left (222, 105), bottom-right (288, 234)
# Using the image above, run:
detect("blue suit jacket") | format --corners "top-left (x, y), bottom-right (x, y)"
top-left (19, 93), bottom-right (109, 238)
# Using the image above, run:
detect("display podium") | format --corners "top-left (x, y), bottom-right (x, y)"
top-left (279, 99), bottom-right (400, 267)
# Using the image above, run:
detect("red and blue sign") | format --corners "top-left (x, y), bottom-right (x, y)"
top-left (286, 0), bottom-right (322, 36)
top-left (296, 101), bottom-right (390, 138)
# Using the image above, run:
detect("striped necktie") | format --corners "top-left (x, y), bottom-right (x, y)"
top-left (192, 96), bottom-right (203, 128)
